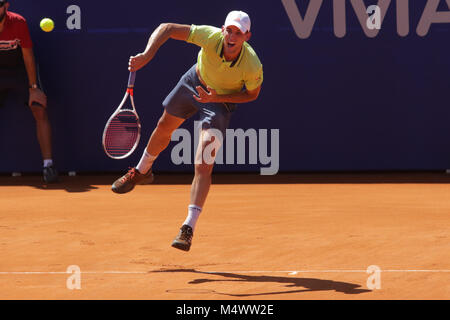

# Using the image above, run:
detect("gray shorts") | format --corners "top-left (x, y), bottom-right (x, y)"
top-left (163, 64), bottom-right (237, 136)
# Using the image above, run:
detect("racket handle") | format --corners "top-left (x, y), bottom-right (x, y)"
top-left (128, 72), bottom-right (136, 88)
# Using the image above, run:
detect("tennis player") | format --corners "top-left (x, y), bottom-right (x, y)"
top-left (0, 0), bottom-right (58, 183)
top-left (112, 11), bottom-right (263, 251)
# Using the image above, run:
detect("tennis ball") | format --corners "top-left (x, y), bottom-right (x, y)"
top-left (40, 18), bottom-right (55, 32)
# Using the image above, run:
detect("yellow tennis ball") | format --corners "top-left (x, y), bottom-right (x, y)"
top-left (40, 18), bottom-right (55, 32)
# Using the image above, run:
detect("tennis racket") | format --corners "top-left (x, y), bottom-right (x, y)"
top-left (102, 72), bottom-right (141, 159)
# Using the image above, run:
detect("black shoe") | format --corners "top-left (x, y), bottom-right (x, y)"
top-left (171, 225), bottom-right (193, 251)
top-left (111, 168), bottom-right (154, 194)
top-left (43, 165), bottom-right (58, 183)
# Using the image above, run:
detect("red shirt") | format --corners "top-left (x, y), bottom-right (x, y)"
top-left (0, 11), bottom-right (33, 70)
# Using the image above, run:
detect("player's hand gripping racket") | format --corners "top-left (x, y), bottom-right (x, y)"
top-left (102, 72), bottom-right (141, 159)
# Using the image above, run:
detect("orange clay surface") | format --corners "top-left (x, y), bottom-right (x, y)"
top-left (0, 173), bottom-right (449, 300)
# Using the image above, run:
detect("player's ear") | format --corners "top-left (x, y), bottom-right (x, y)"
top-left (245, 31), bottom-right (252, 41)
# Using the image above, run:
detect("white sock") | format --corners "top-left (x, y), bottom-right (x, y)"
top-left (43, 159), bottom-right (53, 168)
top-left (136, 151), bottom-right (157, 174)
top-left (183, 205), bottom-right (202, 231)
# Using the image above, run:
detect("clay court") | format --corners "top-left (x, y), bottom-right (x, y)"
top-left (1, 173), bottom-right (449, 300)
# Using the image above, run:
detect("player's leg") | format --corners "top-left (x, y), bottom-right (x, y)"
top-left (172, 128), bottom-right (220, 252)
top-left (135, 110), bottom-right (185, 174)
top-left (172, 102), bottom-right (231, 252)
top-left (111, 110), bottom-right (185, 194)
top-left (190, 129), bottom-right (220, 207)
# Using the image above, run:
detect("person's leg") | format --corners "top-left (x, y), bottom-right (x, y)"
top-left (190, 129), bottom-right (220, 208)
top-left (172, 99), bottom-right (234, 251)
top-left (171, 128), bottom-right (222, 252)
top-left (188, 103), bottom-right (232, 209)
top-left (111, 110), bottom-right (185, 194)
top-left (29, 103), bottom-right (58, 183)
top-left (29, 103), bottom-right (52, 160)
top-left (136, 110), bottom-right (185, 174)
top-left (15, 63), bottom-right (58, 182)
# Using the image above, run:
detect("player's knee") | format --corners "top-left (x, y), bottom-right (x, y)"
top-left (156, 115), bottom-right (177, 136)
top-left (31, 107), bottom-right (47, 122)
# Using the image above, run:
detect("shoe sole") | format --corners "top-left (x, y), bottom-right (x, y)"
top-left (111, 174), bottom-right (154, 194)
top-left (171, 241), bottom-right (191, 252)
top-left (111, 184), bottom-right (136, 194)
top-left (44, 177), bottom-right (59, 184)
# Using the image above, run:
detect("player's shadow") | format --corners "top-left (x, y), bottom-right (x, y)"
top-left (0, 176), bottom-right (99, 193)
top-left (154, 269), bottom-right (371, 297)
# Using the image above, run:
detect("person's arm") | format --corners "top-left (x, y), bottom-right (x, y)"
top-left (128, 23), bottom-right (192, 72)
top-left (193, 85), bottom-right (262, 104)
top-left (21, 47), bottom-right (47, 107)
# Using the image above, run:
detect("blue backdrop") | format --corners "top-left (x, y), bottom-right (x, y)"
top-left (1, 0), bottom-right (449, 173)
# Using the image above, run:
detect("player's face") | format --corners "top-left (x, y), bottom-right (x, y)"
top-left (222, 25), bottom-right (251, 56)
top-left (0, 2), bottom-right (8, 23)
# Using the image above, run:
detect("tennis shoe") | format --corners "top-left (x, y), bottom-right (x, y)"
top-left (43, 165), bottom-right (59, 183)
top-left (171, 225), bottom-right (193, 251)
top-left (111, 167), bottom-right (154, 194)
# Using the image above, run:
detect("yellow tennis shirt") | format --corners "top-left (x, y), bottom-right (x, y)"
top-left (187, 25), bottom-right (263, 95)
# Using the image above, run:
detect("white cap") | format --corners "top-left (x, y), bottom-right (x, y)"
top-left (224, 11), bottom-right (251, 33)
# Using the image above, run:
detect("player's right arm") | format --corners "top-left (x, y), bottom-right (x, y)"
top-left (129, 23), bottom-right (191, 72)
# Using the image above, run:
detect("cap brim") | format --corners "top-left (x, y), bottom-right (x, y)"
top-left (225, 21), bottom-right (247, 33)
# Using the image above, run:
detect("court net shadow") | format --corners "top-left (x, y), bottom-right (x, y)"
top-left (0, 175), bottom-right (99, 193)
top-left (153, 269), bottom-right (371, 297)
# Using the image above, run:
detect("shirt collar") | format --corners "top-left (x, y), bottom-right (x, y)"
top-left (218, 39), bottom-right (245, 68)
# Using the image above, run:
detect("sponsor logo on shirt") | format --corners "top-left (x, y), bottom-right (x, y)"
top-left (0, 39), bottom-right (21, 51)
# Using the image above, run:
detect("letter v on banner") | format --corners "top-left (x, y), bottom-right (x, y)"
top-left (282, 0), bottom-right (391, 38)
top-left (283, 0), bottom-right (450, 38)
top-left (281, 0), bottom-right (323, 39)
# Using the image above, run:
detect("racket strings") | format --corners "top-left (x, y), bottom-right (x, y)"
top-left (104, 111), bottom-right (140, 157)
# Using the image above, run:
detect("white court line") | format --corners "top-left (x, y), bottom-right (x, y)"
top-left (0, 271), bottom-right (147, 275)
top-left (0, 269), bottom-right (450, 275)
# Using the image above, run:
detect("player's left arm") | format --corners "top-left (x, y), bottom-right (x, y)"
top-left (21, 47), bottom-right (47, 107)
top-left (194, 85), bottom-right (261, 104)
